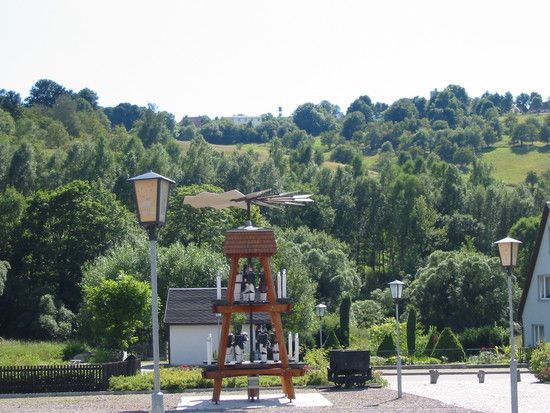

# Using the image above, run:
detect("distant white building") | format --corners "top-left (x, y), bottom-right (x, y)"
top-left (519, 202), bottom-right (550, 347)
top-left (223, 115), bottom-right (262, 127)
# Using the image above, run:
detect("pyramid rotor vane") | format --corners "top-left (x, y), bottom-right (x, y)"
top-left (184, 189), bottom-right (314, 222)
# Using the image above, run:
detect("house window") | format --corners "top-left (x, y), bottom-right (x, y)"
top-left (539, 275), bottom-right (550, 300)
top-left (533, 324), bottom-right (545, 345)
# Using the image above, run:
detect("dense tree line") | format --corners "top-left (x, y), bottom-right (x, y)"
top-left (0, 79), bottom-right (549, 346)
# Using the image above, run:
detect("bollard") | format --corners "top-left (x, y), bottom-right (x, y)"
top-left (517, 369), bottom-right (521, 382)
top-left (429, 369), bottom-right (440, 384)
top-left (477, 370), bottom-right (485, 383)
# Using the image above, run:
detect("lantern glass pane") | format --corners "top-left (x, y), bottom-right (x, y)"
top-left (158, 179), bottom-right (170, 224)
top-left (511, 242), bottom-right (519, 267)
top-left (498, 242), bottom-right (512, 267)
top-left (134, 179), bottom-right (158, 223)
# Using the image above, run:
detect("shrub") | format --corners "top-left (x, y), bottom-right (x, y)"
top-left (467, 350), bottom-right (506, 365)
top-left (324, 330), bottom-right (342, 349)
top-left (530, 342), bottom-right (550, 382)
top-left (406, 309), bottom-right (417, 357)
top-left (459, 326), bottom-right (508, 352)
top-left (424, 327), bottom-right (439, 356)
top-left (431, 327), bottom-right (465, 362)
top-left (377, 333), bottom-right (396, 357)
top-left (62, 341), bottom-right (89, 361)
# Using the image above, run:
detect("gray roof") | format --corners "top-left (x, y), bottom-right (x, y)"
top-left (164, 288), bottom-right (271, 325)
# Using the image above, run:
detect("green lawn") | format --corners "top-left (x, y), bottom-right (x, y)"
top-left (481, 144), bottom-right (550, 185)
top-left (0, 339), bottom-right (66, 366)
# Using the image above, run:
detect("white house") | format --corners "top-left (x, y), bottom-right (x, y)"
top-left (519, 202), bottom-right (550, 347)
top-left (164, 288), bottom-right (269, 365)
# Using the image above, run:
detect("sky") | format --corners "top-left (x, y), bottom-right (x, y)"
top-left (1, 0), bottom-right (549, 120)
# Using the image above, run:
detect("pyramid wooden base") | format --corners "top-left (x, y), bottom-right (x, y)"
top-left (202, 364), bottom-right (306, 403)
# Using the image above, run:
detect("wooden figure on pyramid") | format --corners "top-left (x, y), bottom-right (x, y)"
top-left (183, 188), bottom-right (313, 403)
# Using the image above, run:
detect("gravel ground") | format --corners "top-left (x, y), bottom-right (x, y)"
top-left (387, 372), bottom-right (549, 413)
top-left (0, 388), bottom-right (479, 413)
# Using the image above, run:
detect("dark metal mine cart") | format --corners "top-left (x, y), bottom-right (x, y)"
top-left (327, 349), bottom-right (372, 388)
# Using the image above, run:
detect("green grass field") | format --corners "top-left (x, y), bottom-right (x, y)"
top-left (0, 339), bottom-right (65, 366)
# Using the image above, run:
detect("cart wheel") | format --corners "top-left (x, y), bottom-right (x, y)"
top-left (356, 380), bottom-right (366, 388)
top-left (335, 382), bottom-right (343, 388)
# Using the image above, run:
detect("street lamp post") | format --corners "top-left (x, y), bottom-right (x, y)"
top-left (389, 280), bottom-right (404, 399)
top-left (129, 171), bottom-right (175, 413)
top-left (495, 236), bottom-right (521, 413)
top-left (315, 303), bottom-right (327, 348)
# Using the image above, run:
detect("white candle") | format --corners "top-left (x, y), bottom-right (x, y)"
top-left (207, 334), bottom-right (212, 365)
top-left (294, 333), bottom-right (299, 362)
top-left (216, 274), bottom-right (222, 300)
top-left (288, 331), bottom-right (293, 360)
top-left (277, 272), bottom-right (282, 299)
top-left (282, 269), bottom-right (287, 298)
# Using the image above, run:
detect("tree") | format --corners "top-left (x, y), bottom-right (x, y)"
top-left (81, 273), bottom-right (151, 350)
top-left (351, 300), bottom-right (383, 329)
top-left (338, 294), bottom-right (351, 347)
top-left (383, 98), bottom-right (419, 122)
top-left (509, 215), bottom-right (540, 287)
top-left (0, 187), bottom-right (26, 258)
top-left (406, 308), bottom-right (417, 357)
top-left (135, 105), bottom-right (173, 147)
top-left (33, 294), bottom-right (75, 340)
top-left (77, 88), bottom-right (99, 109)
top-left (11, 180), bottom-right (138, 313)
top-left (0, 260), bottom-right (9, 296)
top-left (0, 89), bottom-right (22, 118)
top-left (409, 249), bottom-right (508, 331)
top-left (7, 143), bottom-right (37, 195)
top-left (540, 115), bottom-right (550, 145)
top-left (515, 93), bottom-right (530, 113)
top-left (104, 103), bottom-right (144, 130)
top-left (25, 79), bottom-right (68, 107)
top-left (341, 111), bottom-right (366, 139)
top-left (347, 95), bottom-right (374, 122)
top-left (293, 103), bottom-right (335, 136)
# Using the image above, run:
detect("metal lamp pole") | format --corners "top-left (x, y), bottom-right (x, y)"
top-left (507, 265), bottom-right (518, 413)
top-left (495, 236), bottom-right (521, 413)
top-left (315, 304), bottom-right (326, 348)
top-left (148, 228), bottom-right (163, 413)
top-left (128, 171), bottom-right (175, 413)
top-left (389, 280), bottom-right (404, 399)
top-left (395, 300), bottom-right (402, 398)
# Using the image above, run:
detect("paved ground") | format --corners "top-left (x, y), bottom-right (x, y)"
top-left (387, 372), bottom-right (549, 413)
top-left (0, 388), bottom-right (478, 413)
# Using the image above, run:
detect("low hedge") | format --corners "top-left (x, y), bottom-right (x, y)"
top-left (530, 342), bottom-right (550, 382)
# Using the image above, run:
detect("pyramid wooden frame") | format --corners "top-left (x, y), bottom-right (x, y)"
top-left (202, 227), bottom-right (305, 402)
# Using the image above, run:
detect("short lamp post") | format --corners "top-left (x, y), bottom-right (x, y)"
top-left (315, 303), bottom-right (327, 348)
top-left (495, 236), bottom-right (521, 413)
top-left (129, 171), bottom-right (175, 413)
top-left (389, 280), bottom-right (404, 399)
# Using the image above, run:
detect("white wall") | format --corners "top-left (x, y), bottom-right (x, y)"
top-left (169, 323), bottom-right (255, 365)
top-left (522, 220), bottom-right (550, 347)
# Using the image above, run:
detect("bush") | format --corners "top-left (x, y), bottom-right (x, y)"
top-left (324, 330), bottom-right (342, 349)
top-left (377, 333), bottom-right (396, 357)
top-left (459, 326), bottom-right (508, 352)
top-left (467, 350), bottom-right (507, 365)
top-left (431, 327), bottom-right (465, 362)
top-left (530, 342), bottom-right (550, 382)
top-left (424, 327), bottom-right (439, 357)
top-left (62, 341), bottom-right (89, 361)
